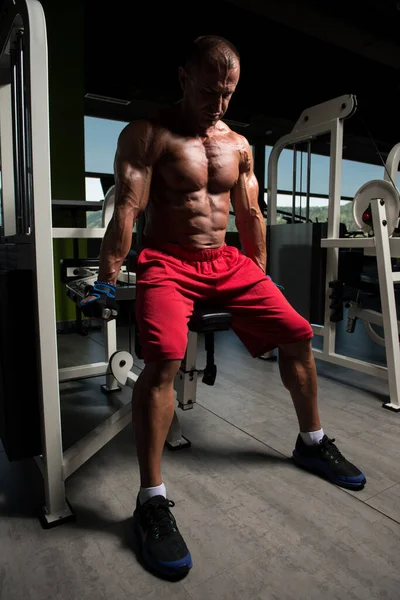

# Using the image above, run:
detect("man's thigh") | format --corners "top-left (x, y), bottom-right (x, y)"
top-left (224, 256), bottom-right (313, 357)
top-left (135, 249), bottom-right (195, 364)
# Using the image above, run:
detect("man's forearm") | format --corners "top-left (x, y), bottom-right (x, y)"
top-left (238, 212), bottom-right (267, 272)
top-left (98, 209), bottom-right (135, 284)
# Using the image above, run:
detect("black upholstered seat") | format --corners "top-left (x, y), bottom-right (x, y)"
top-left (188, 307), bottom-right (232, 333)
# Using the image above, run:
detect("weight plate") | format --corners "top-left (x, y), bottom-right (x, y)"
top-left (353, 179), bottom-right (400, 235)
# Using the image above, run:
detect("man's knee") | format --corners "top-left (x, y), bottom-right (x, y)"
top-left (278, 312), bottom-right (313, 356)
top-left (142, 359), bottom-right (182, 390)
top-left (279, 337), bottom-right (313, 359)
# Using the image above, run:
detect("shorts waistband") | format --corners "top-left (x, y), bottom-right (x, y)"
top-left (148, 242), bottom-right (227, 262)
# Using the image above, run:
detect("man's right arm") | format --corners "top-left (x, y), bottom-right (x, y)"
top-left (97, 120), bottom-right (154, 284)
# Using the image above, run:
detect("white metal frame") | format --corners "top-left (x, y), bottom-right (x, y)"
top-left (0, 0), bottom-right (140, 526)
top-left (347, 304), bottom-right (400, 347)
top-left (267, 94), bottom-right (400, 411)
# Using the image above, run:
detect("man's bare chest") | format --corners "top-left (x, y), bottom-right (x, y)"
top-left (155, 136), bottom-right (241, 193)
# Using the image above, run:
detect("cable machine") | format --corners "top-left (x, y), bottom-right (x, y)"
top-left (267, 95), bottom-right (400, 412)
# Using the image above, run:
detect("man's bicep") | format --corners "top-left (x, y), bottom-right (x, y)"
top-left (114, 160), bottom-right (152, 219)
top-left (231, 135), bottom-right (260, 214)
top-left (231, 171), bottom-right (260, 221)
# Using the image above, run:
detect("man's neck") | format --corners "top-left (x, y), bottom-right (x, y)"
top-left (178, 102), bottom-right (218, 138)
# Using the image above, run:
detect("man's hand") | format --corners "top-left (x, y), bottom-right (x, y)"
top-left (80, 282), bottom-right (119, 321)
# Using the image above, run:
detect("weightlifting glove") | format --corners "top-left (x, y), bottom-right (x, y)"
top-left (79, 281), bottom-right (119, 320)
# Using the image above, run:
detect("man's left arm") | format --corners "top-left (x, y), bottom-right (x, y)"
top-left (231, 136), bottom-right (267, 272)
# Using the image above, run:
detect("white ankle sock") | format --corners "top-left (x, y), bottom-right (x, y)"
top-left (138, 482), bottom-right (167, 505)
top-left (300, 428), bottom-right (324, 446)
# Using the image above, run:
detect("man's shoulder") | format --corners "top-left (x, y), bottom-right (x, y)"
top-left (219, 122), bottom-right (250, 147)
top-left (116, 112), bottom-right (171, 164)
top-left (218, 123), bottom-right (252, 171)
top-left (119, 114), bottom-right (165, 141)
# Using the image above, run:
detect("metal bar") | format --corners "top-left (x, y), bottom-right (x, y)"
top-left (365, 238), bottom-right (400, 259)
top-left (363, 322), bottom-right (386, 347)
top-left (52, 199), bottom-right (103, 209)
top-left (264, 189), bottom-right (353, 203)
top-left (292, 145), bottom-right (296, 223)
top-left (392, 272), bottom-right (400, 283)
top-left (104, 319), bottom-right (120, 391)
top-left (371, 198), bottom-right (400, 410)
top-left (105, 317), bottom-right (117, 356)
top-left (63, 403), bottom-right (132, 479)
top-left (0, 84), bottom-right (17, 236)
top-left (27, 0), bottom-right (70, 519)
top-left (321, 238), bottom-right (375, 248)
top-left (322, 238), bottom-right (400, 259)
top-left (384, 143), bottom-right (400, 185)
top-left (85, 171), bottom-right (115, 179)
top-left (312, 348), bottom-right (388, 379)
top-left (174, 330), bottom-right (198, 409)
top-left (16, 31), bottom-right (30, 234)
top-left (348, 305), bottom-right (400, 329)
top-left (24, 71), bottom-right (34, 236)
top-left (52, 227), bottom-right (107, 238)
top-left (126, 370), bottom-right (139, 389)
top-left (323, 120), bottom-right (344, 356)
top-left (253, 139), bottom-right (266, 211)
top-left (311, 324), bottom-right (324, 336)
top-left (58, 362), bottom-right (108, 382)
top-left (10, 46), bottom-right (22, 234)
top-left (165, 411), bottom-right (189, 450)
top-left (306, 140), bottom-right (311, 221)
top-left (299, 148), bottom-right (303, 220)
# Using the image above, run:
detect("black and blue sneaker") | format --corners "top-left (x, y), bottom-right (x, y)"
top-left (133, 495), bottom-right (192, 578)
top-left (292, 434), bottom-right (366, 490)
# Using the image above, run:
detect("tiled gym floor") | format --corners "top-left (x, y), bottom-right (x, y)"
top-left (1, 323), bottom-right (400, 600)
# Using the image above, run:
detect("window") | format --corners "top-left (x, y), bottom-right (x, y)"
top-left (86, 176), bottom-right (104, 228)
top-left (84, 116), bottom-right (128, 174)
top-left (342, 159), bottom-right (383, 198)
top-left (84, 117), bottom-right (128, 228)
top-left (263, 145), bottom-right (397, 231)
top-left (86, 176), bottom-right (104, 202)
top-left (85, 175), bottom-right (137, 231)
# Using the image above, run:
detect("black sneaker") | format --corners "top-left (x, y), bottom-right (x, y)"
top-left (133, 495), bottom-right (192, 578)
top-left (292, 434), bottom-right (366, 490)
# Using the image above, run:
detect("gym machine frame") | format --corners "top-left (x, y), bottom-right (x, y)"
top-left (0, 0), bottom-right (123, 526)
top-left (0, 0), bottom-right (223, 527)
top-left (267, 95), bottom-right (400, 412)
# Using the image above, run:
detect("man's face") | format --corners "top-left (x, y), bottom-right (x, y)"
top-left (180, 62), bottom-right (240, 128)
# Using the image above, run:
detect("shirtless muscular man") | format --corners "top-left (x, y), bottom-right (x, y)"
top-left (81, 35), bottom-right (366, 579)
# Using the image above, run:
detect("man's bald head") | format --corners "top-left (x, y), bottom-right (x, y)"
top-left (184, 35), bottom-right (240, 75)
top-left (179, 35), bottom-right (240, 131)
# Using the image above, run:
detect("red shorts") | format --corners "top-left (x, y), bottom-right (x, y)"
top-left (135, 243), bottom-right (313, 364)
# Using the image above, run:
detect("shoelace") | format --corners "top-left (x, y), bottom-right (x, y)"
top-left (141, 499), bottom-right (177, 539)
top-left (319, 436), bottom-right (345, 464)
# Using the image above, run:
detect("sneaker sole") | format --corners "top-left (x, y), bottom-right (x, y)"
top-left (133, 515), bottom-right (192, 579)
top-left (292, 452), bottom-right (367, 491)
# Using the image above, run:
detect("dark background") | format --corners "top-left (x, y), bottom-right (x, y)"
top-left (84, 0), bottom-right (400, 166)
